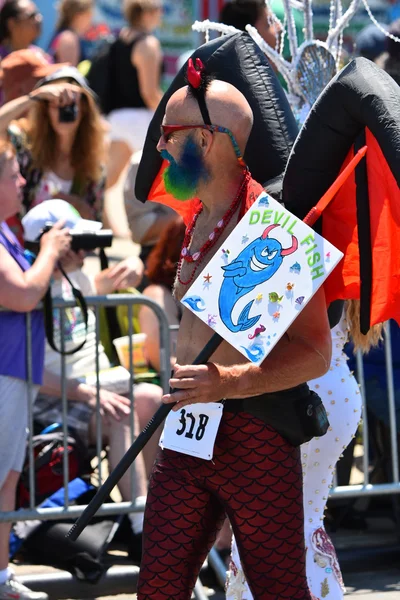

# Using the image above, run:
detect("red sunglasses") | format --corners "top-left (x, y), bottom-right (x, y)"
top-left (161, 124), bottom-right (214, 142)
top-left (160, 124), bottom-right (245, 164)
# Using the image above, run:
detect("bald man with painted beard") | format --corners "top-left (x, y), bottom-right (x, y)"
top-left (137, 79), bottom-right (330, 600)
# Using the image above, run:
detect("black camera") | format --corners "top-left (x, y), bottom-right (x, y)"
top-left (26, 223), bottom-right (113, 254)
top-left (59, 103), bottom-right (78, 123)
top-left (69, 229), bottom-right (113, 252)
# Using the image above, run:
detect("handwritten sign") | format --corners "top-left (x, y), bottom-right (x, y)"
top-left (181, 192), bottom-right (343, 366)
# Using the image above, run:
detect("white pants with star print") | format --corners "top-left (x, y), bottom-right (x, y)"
top-left (227, 315), bottom-right (362, 600)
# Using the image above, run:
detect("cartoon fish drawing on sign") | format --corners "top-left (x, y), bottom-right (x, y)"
top-left (182, 296), bottom-right (206, 312)
top-left (268, 292), bottom-right (283, 303)
top-left (286, 282), bottom-right (295, 291)
top-left (290, 262), bottom-right (301, 274)
top-left (218, 224), bottom-right (298, 332)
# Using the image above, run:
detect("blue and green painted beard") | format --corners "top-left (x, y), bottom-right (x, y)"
top-left (161, 136), bottom-right (209, 201)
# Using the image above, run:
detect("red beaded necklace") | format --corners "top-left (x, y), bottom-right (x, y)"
top-left (177, 170), bottom-right (250, 287)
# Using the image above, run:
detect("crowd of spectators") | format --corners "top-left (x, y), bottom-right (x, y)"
top-left (0, 1), bottom-right (168, 597)
top-left (0, 0), bottom-right (399, 597)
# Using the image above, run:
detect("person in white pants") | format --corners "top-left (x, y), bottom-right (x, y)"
top-left (227, 304), bottom-right (382, 600)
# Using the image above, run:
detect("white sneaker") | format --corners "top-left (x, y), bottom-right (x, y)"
top-left (0, 576), bottom-right (48, 600)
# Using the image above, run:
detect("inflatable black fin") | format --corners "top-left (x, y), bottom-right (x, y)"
top-left (135, 32), bottom-right (298, 202)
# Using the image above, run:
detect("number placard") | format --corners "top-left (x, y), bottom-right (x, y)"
top-left (160, 402), bottom-right (224, 460)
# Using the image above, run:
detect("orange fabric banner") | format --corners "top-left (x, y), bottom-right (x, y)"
top-left (323, 129), bottom-right (400, 327)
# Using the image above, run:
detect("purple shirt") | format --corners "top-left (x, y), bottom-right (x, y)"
top-left (0, 223), bottom-right (45, 384)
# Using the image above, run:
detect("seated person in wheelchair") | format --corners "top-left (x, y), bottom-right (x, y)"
top-left (22, 199), bottom-right (163, 547)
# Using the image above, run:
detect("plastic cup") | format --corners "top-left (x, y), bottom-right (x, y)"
top-left (113, 333), bottom-right (148, 372)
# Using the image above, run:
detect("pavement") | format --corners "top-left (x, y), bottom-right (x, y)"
top-left (344, 570), bottom-right (400, 598)
top-left (61, 568), bottom-right (400, 599)
top-left (12, 546), bottom-right (400, 599)
top-left (67, 569), bottom-right (400, 599)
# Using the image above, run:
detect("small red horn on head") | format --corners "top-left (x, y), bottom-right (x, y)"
top-left (281, 235), bottom-right (299, 256)
top-left (187, 58), bottom-right (204, 89)
top-left (195, 58), bottom-right (205, 71)
top-left (261, 224), bottom-right (279, 239)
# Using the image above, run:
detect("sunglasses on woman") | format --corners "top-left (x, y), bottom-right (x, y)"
top-left (160, 123), bottom-right (245, 166)
top-left (16, 9), bottom-right (41, 22)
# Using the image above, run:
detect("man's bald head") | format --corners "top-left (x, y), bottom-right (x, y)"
top-left (164, 80), bottom-right (254, 153)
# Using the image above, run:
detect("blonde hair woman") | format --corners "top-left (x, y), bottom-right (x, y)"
top-left (105, 0), bottom-right (164, 189)
top-left (49, 0), bottom-right (94, 66)
top-left (227, 302), bottom-right (382, 600)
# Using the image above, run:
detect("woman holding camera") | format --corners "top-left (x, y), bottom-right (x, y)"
top-left (0, 65), bottom-right (104, 220)
top-left (0, 140), bottom-right (71, 600)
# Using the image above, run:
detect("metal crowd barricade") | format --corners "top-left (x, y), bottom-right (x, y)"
top-left (330, 321), bottom-right (400, 500)
top-left (0, 293), bottom-right (171, 524)
top-left (2, 313), bottom-right (400, 507)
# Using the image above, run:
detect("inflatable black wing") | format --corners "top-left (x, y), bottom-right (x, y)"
top-left (283, 57), bottom-right (400, 332)
top-left (135, 32), bottom-right (298, 214)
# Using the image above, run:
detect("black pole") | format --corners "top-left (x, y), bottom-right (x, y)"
top-left (67, 332), bottom-right (223, 541)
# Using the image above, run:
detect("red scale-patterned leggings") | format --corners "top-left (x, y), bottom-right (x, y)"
top-left (137, 410), bottom-right (312, 600)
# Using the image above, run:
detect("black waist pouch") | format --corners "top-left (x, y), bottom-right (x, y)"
top-left (224, 385), bottom-right (329, 447)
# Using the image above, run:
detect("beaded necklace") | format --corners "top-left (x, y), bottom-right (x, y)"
top-left (177, 170), bottom-right (250, 287)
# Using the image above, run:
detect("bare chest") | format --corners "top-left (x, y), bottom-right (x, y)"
top-left (173, 212), bottom-right (248, 366)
